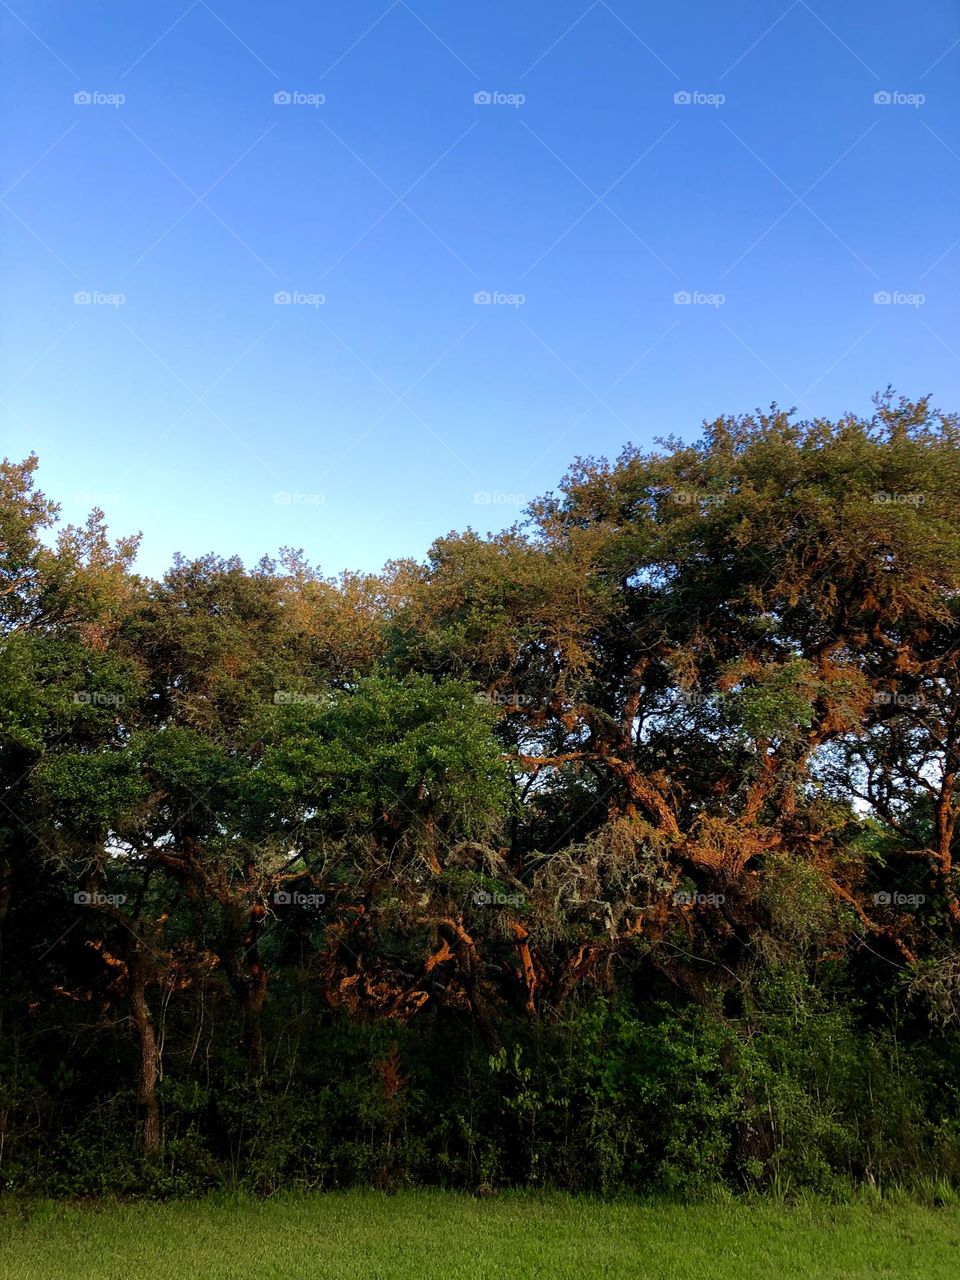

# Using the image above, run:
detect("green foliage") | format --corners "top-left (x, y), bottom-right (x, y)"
top-left (3, 400), bottom-right (960, 1199)
top-left (249, 672), bottom-right (511, 842)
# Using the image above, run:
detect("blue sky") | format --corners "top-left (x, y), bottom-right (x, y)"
top-left (2, 1), bottom-right (958, 578)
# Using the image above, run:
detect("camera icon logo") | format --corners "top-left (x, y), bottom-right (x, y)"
top-left (274, 91), bottom-right (292, 105)
top-left (273, 890), bottom-right (292, 904)
top-left (474, 91), bottom-right (492, 105)
top-left (673, 91), bottom-right (692, 105)
top-left (874, 91), bottom-right (892, 105)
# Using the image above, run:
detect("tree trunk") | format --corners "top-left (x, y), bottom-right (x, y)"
top-left (223, 901), bottom-right (270, 1077)
top-left (125, 941), bottom-right (161, 1155)
top-left (241, 966), bottom-right (268, 1077)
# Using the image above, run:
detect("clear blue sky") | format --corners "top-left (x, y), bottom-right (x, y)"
top-left (2, 1), bottom-right (958, 578)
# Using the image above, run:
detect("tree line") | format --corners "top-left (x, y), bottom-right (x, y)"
top-left (2, 392), bottom-right (960, 1195)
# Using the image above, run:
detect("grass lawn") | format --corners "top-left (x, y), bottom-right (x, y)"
top-left (1, 1190), bottom-right (958, 1279)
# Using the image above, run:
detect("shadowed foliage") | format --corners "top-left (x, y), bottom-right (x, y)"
top-left (2, 395), bottom-right (960, 1194)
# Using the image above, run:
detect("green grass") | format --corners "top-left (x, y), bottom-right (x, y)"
top-left (2, 1190), bottom-right (958, 1279)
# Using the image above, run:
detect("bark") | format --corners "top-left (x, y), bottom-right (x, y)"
top-left (222, 901), bottom-right (270, 1077)
top-left (223, 953), bottom-right (268, 1077)
top-left (510, 922), bottom-right (538, 1014)
top-left (932, 702), bottom-right (960, 924)
top-left (125, 941), bottom-right (161, 1155)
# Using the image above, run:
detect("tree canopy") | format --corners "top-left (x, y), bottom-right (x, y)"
top-left (3, 394), bottom-right (960, 1193)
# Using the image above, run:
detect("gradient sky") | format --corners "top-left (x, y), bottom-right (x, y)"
top-left (2, 1), bottom-right (958, 579)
